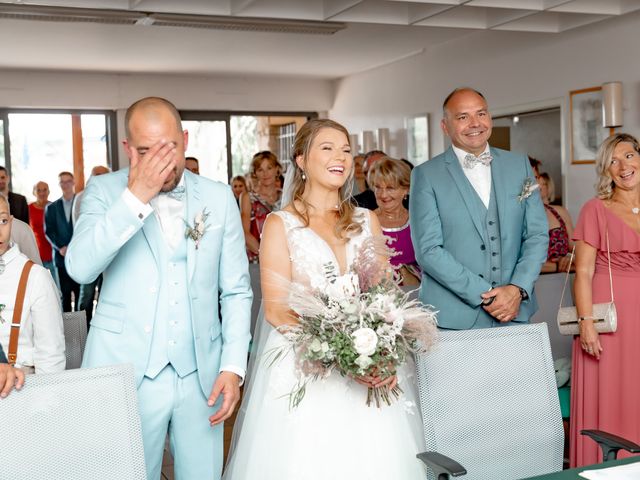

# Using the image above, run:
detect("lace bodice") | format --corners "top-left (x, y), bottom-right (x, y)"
top-left (272, 208), bottom-right (372, 290)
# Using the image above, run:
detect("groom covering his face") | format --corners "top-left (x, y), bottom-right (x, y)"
top-left (65, 97), bottom-right (252, 479)
top-left (409, 87), bottom-right (548, 330)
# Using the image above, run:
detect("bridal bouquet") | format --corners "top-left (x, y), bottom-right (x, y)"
top-left (270, 238), bottom-right (438, 409)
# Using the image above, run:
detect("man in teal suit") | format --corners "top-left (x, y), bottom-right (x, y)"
top-left (65, 97), bottom-right (252, 479)
top-left (410, 88), bottom-right (548, 330)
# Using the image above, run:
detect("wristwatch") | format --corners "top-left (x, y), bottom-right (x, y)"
top-left (511, 284), bottom-right (529, 301)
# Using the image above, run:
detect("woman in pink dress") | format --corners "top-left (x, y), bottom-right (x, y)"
top-left (571, 133), bottom-right (640, 467)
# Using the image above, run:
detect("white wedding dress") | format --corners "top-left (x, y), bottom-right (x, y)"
top-left (224, 209), bottom-right (427, 480)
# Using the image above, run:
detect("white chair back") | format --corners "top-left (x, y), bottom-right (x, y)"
top-left (416, 323), bottom-right (563, 479)
top-left (0, 364), bottom-right (146, 479)
top-left (63, 310), bottom-right (87, 369)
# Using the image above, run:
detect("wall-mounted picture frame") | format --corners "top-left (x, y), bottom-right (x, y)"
top-left (569, 87), bottom-right (612, 164)
top-left (405, 114), bottom-right (429, 165)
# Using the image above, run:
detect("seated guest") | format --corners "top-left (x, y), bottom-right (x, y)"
top-left (240, 151), bottom-right (282, 262)
top-left (353, 150), bottom-right (386, 210)
top-left (538, 172), bottom-right (574, 273)
top-left (231, 175), bottom-right (247, 206)
top-left (0, 166), bottom-right (29, 223)
top-left (0, 344), bottom-right (25, 398)
top-left (29, 182), bottom-right (56, 280)
top-left (369, 157), bottom-right (420, 285)
top-left (0, 194), bottom-right (65, 374)
top-left (10, 218), bottom-right (42, 265)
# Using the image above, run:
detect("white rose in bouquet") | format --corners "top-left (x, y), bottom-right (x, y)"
top-left (355, 354), bottom-right (373, 370)
top-left (309, 338), bottom-right (323, 353)
top-left (352, 327), bottom-right (378, 356)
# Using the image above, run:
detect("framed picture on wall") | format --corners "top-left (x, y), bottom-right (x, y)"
top-left (405, 115), bottom-right (429, 165)
top-left (570, 87), bottom-right (612, 164)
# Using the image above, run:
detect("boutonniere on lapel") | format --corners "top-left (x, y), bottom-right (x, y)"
top-left (184, 208), bottom-right (210, 250)
top-left (517, 177), bottom-right (540, 203)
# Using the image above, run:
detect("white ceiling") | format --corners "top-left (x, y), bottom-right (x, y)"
top-left (0, 0), bottom-right (638, 79)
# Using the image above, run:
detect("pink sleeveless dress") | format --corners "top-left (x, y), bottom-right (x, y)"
top-left (570, 198), bottom-right (640, 467)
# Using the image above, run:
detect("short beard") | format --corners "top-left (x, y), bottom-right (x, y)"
top-left (160, 168), bottom-right (181, 193)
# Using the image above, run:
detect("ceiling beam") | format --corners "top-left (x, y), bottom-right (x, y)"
top-left (323, 0), bottom-right (363, 21)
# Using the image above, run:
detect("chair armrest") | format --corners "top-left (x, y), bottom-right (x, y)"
top-left (416, 451), bottom-right (467, 479)
top-left (581, 429), bottom-right (640, 461)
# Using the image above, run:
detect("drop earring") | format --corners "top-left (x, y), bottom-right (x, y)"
top-left (301, 172), bottom-right (306, 181)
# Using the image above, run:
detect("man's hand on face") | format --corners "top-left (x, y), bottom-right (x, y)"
top-left (127, 140), bottom-right (177, 204)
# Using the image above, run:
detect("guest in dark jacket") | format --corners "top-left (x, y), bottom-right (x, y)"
top-left (45, 171), bottom-right (80, 312)
top-left (353, 150), bottom-right (386, 210)
top-left (0, 166), bottom-right (29, 223)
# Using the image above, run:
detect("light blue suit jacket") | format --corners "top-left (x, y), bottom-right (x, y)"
top-left (65, 169), bottom-right (252, 395)
top-left (409, 146), bottom-right (548, 330)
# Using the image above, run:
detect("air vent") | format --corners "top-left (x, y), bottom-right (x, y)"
top-left (151, 13), bottom-right (345, 35)
top-left (0, 4), bottom-right (346, 34)
top-left (0, 5), bottom-right (140, 25)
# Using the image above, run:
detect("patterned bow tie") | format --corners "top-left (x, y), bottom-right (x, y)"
top-left (463, 152), bottom-right (493, 169)
top-left (161, 185), bottom-right (186, 201)
top-left (0, 256), bottom-right (4, 275)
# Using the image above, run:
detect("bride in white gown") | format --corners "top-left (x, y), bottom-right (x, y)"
top-left (224, 119), bottom-right (427, 480)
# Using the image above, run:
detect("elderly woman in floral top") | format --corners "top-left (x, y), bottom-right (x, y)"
top-left (239, 151), bottom-right (282, 263)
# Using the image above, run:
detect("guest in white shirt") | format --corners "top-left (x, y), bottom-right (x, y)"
top-left (0, 194), bottom-right (65, 374)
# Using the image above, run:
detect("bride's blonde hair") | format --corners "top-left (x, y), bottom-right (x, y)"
top-left (288, 119), bottom-right (362, 239)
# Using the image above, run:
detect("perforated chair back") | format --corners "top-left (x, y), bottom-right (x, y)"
top-left (416, 323), bottom-right (563, 480)
top-left (0, 364), bottom-right (147, 480)
top-left (63, 310), bottom-right (87, 369)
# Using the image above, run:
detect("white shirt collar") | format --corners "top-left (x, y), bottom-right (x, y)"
top-left (452, 143), bottom-right (491, 168)
top-left (0, 243), bottom-right (21, 267)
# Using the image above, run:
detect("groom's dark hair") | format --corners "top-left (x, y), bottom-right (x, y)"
top-left (442, 87), bottom-right (486, 113)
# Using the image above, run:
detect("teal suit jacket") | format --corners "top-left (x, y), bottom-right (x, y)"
top-left (65, 169), bottom-right (252, 395)
top-left (409, 146), bottom-right (548, 330)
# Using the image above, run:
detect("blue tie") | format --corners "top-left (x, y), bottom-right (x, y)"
top-left (162, 185), bottom-right (186, 201)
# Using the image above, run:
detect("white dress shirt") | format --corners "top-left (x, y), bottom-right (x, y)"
top-left (121, 178), bottom-right (245, 381)
top-left (452, 144), bottom-right (492, 209)
top-left (0, 244), bottom-right (66, 373)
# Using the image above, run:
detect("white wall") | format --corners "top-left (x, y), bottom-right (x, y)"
top-left (330, 11), bottom-right (640, 219)
top-left (0, 69), bottom-right (333, 166)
